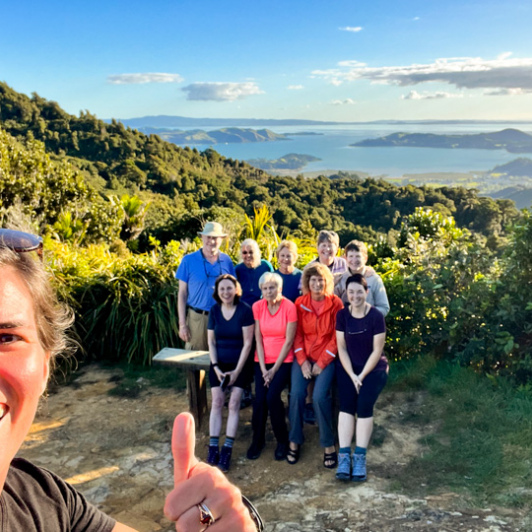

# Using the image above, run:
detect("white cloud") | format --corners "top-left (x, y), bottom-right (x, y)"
top-left (181, 82), bottom-right (264, 101)
top-left (312, 56), bottom-right (532, 92)
top-left (413, 17), bottom-right (420, 21)
top-left (484, 88), bottom-right (530, 96)
top-left (287, 84), bottom-right (304, 90)
top-left (331, 98), bottom-right (356, 105)
top-left (107, 73), bottom-right (183, 84)
top-left (402, 90), bottom-right (463, 100)
top-left (339, 26), bottom-right (363, 32)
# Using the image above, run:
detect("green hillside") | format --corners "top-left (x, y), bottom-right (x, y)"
top-left (0, 81), bottom-right (521, 248)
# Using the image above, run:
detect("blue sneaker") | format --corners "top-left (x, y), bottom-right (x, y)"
top-left (207, 445), bottom-right (219, 466)
top-left (218, 446), bottom-right (232, 473)
top-left (335, 452), bottom-right (351, 481)
top-left (352, 453), bottom-right (367, 482)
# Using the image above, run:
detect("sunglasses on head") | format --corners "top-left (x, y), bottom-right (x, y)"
top-left (0, 228), bottom-right (44, 261)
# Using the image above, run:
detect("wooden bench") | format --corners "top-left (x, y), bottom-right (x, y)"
top-left (153, 348), bottom-right (211, 429)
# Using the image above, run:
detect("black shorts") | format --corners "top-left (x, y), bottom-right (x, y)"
top-left (209, 361), bottom-right (253, 389)
top-left (336, 363), bottom-right (387, 418)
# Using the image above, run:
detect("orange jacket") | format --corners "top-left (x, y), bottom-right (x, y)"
top-left (293, 293), bottom-right (344, 369)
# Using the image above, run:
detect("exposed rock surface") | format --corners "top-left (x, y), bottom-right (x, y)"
top-left (20, 365), bottom-right (528, 531)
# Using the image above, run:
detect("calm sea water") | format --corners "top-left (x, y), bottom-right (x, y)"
top-left (187, 123), bottom-right (532, 177)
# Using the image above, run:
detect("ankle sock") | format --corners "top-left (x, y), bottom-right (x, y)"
top-left (223, 436), bottom-right (235, 448)
top-left (209, 436), bottom-right (220, 448)
top-left (339, 446), bottom-right (351, 455)
top-left (354, 446), bottom-right (367, 455)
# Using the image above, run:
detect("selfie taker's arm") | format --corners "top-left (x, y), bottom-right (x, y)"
top-left (164, 413), bottom-right (262, 531)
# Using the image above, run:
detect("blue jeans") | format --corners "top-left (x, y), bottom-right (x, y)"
top-left (289, 360), bottom-right (335, 448)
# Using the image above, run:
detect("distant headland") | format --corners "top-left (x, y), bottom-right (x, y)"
top-left (351, 129), bottom-right (532, 154)
top-left (137, 127), bottom-right (289, 145)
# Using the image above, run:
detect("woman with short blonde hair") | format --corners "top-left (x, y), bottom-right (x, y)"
top-left (247, 271), bottom-right (297, 462)
top-left (275, 240), bottom-right (302, 303)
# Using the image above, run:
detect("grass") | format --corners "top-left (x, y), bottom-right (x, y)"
top-left (102, 360), bottom-right (188, 397)
top-left (387, 356), bottom-right (532, 510)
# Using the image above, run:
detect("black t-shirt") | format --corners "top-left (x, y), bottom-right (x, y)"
top-left (1, 458), bottom-right (116, 532)
top-left (207, 302), bottom-right (254, 364)
top-left (336, 306), bottom-right (388, 373)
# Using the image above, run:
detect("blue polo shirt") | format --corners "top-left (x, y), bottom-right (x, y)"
top-left (175, 249), bottom-right (236, 311)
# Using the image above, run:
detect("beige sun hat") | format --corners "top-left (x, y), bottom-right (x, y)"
top-left (198, 221), bottom-right (227, 237)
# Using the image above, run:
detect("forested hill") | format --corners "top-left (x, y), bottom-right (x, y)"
top-left (352, 129), bottom-right (532, 153)
top-left (0, 82), bottom-right (521, 246)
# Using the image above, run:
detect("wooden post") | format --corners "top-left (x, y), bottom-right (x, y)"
top-left (187, 369), bottom-right (208, 429)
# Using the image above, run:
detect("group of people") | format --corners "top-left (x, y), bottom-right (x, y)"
top-left (177, 222), bottom-right (390, 483)
top-left (1, 220), bottom-right (390, 531)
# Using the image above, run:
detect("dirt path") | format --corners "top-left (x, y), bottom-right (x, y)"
top-left (20, 365), bottom-right (526, 531)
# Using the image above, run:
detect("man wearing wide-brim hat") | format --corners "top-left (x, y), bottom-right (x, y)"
top-left (176, 221), bottom-right (235, 350)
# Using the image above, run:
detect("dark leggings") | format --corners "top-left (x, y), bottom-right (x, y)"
top-left (251, 362), bottom-right (291, 445)
top-left (336, 364), bottom-right (388, 418)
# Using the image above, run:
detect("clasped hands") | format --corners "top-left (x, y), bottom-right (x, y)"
top-left (301, 360), bottom-right (322, 379)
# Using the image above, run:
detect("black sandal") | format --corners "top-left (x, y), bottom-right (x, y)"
top-left (323, 450), bottom-right (337, 469)
top-left (286, 446), bottom-right (300, 465)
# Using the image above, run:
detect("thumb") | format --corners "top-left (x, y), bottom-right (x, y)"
top-left (172, 412), bottom-right (199, 487)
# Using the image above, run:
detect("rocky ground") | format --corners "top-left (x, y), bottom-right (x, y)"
top-left (20, 365), bottom-right (529, 531)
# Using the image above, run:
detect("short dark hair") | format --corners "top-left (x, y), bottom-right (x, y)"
top-left (345, 273), bottom-right (368, 291)
top-left (213, 274), bottom-right (242, 305)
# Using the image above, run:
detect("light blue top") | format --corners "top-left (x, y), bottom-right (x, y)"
top-left (175, 249), bottom-right (236, 311)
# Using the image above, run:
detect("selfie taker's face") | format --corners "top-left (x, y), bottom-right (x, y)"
top-left (0, 267), bottom-right (50, 473)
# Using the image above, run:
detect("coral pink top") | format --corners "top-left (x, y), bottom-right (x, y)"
top-left (252, 298), bottom-right (297, 364)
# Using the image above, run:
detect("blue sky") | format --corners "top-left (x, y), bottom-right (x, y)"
top-left (2, 0), bottom-right (532, 121)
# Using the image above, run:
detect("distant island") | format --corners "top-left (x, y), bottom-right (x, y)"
top-left (351, 129), bottom-right (532, 154)
top-left (489, 157), bottom-right (532, 177)
top-left (139, 127), bottom-right (289, 145)
top-left (246, 153), bottom-right (321, 171)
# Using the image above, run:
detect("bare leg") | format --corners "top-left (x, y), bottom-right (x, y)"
top-left (209, 387), bottom-right (225, 437)
top-left (225, 387), bottom-right (244, 438)
top-left (338, 412), bottom-right (356, 449)
top-left (355, 416), bottom-right (374, 449)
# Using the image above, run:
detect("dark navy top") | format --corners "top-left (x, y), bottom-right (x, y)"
top-left (235, 259), bottom-right (273, 306)
top-left (275, 268), bottom-right (302, 303)
top-left (208, 302), bottom-right (254, 364)
top-left (335, 306), bottom-right (388, 373)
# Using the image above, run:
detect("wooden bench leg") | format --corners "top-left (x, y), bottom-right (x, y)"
top-left (187, 369), bottom-right (208, 429)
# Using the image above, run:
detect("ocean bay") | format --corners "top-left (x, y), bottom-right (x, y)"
top-left (195, 123), bottom-right (532, 177)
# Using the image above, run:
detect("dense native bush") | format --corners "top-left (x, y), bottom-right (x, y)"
top-left (41, 206), bottom-right (530, 380)
top-left (47, 238), bottom-right (186, 365)
top-left (377, 207), bottom-right (532, 382)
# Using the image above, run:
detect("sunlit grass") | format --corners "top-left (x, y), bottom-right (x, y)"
top-left (388, 356), bottom-right (532, 508)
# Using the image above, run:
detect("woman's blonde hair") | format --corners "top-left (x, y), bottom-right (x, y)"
top-left (276, 240), bottom-right (298, 261)
top-left (240, 238), bottom-right (262, 268)
top-left (301, 262), bottom-right (334, 296)
top-left (258, 271), bottom-right (283, 291)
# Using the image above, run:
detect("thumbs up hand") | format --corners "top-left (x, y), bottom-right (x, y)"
top-left (164, 413), bottom-right (258, 531)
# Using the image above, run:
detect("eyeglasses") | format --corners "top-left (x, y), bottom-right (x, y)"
top-left (242, 251), bottom-right (254, 255)
top-left (0, 229), bottom-right (44, 261)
